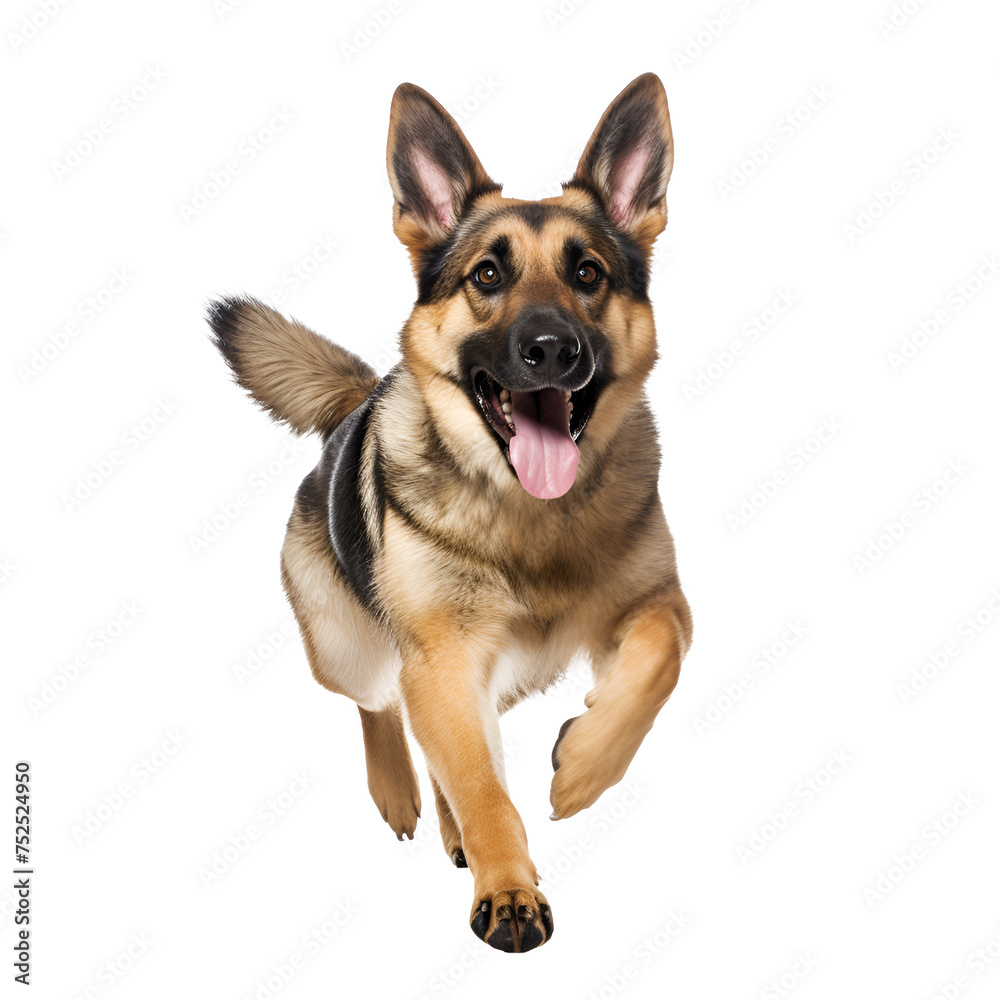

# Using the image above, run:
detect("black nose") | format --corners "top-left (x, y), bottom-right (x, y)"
top-left (518, 329), bottom-right (581, 379)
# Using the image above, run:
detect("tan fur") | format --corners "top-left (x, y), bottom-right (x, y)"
top-left (396, 615), bottom-right (551, 949)
top-left (212, 297), bottom-right (378, 437)
top-left (551, 588), bottom-right (692, 818)
top-left (359, 706), bottom-right (421, 840)
top-left (431, 773), bottom-right (463, 861)
top-left (280, 502), bottom-right (400, 710)
top-left (214, 73), bottom-right (688, 953)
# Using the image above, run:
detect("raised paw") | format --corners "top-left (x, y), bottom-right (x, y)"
top-left (470, 888), bottom-right (553, 953)
top-left (549, 708), bottom-right (641, 820)
top-left (371, 781), bottom-right (421, 841)
top-left (360, 706), bottom-right (422, 840)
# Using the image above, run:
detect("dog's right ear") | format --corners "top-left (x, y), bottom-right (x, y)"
top-left (386, 83), bottom-right (499, 254)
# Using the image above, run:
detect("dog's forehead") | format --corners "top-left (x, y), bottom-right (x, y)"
top-left (415, 195), bottom-right (649, 303)
top-left (459, 200), bottom-right (600, 256)
top-left (457, 199), bottom-right (648, 285)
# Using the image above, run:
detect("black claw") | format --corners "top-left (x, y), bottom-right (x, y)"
top-left (452, 848), bottom-right (467, 868)
top-left (540, 902), bottom-right (554, 939)
top-left (496, 904), bottom-right (513, 921)
top-left (471, 900), bottom-right (491, 941)
top-left (551, 716), bottom-right (579, 771)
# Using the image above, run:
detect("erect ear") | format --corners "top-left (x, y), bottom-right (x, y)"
top-left (566, 73), bottom-right (674, 245)
top-left (386, 83), bottom-right (500, 254)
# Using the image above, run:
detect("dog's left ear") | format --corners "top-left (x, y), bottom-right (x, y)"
top-left (386, 83), bottom-right (499, 254)
top-left (567, 73), bottom-right (674, 246)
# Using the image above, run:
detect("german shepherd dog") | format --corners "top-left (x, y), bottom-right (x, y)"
top-left (209, 72), bottom-right (691, 953)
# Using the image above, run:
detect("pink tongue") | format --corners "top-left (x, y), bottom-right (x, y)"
top-left (508, 388), bottom-right (579, 499)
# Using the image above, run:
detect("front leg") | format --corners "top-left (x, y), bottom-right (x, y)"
top-left (550, 588), bottom-right (692, 820)
top-left (399, 627), bottom-right (553, 952)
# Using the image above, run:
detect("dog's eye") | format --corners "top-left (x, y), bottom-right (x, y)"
top-left (473, 262), bottom-right (501, 287)
top-left (575, 261), bottom-right (601, 287)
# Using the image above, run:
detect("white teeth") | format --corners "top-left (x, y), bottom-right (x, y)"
top-left (501, 401), bottom-right (511, 415)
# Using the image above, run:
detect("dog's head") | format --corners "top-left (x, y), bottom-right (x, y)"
top-left (386, 73), bottom-right (673, 500)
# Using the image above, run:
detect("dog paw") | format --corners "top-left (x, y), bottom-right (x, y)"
top-left (549, 710), bottom-right (636, 819)
top-left (470, 888), bottom-right (553, 952)
top-left (372, 785), bottom-right (421, 841)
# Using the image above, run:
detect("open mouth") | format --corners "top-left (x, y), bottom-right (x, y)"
top-left (473, 370), bottom-right (598, 499)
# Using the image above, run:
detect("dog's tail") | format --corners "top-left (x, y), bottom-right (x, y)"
top-left (208, 296), bottom-right (379, 438)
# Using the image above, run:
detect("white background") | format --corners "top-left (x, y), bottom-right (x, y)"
top-left (3, 0), bottom-right (1000, 997)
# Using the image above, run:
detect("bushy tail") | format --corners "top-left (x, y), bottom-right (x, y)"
top-left (208, 296), bottom-right (378, 438)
